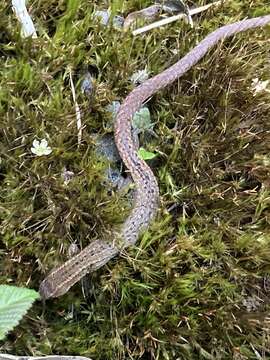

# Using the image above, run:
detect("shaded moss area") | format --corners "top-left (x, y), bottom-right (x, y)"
top-left (1, 0), bottom-right (270, 359)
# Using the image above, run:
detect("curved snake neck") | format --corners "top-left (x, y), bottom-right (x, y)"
top-left (39, 15), bottom-right (270, 299)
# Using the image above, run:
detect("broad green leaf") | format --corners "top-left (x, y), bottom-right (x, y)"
top-left (0, 285), bottom-right (39, 340)
top-left (138, 147), bottom-right (157, 160)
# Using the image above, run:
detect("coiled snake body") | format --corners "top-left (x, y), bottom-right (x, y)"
top-left (39, 15), bottom-right (270, 299)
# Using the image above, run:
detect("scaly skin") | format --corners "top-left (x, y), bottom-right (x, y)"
top-left (39, 15), bottom-right (270, 299)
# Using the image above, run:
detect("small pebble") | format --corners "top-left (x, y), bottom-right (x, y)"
top-left (81, 72), bottom-right (95, 96)
top-left (94, 134), bottom-right (121, 163)
top-left (94, 10), bottom-right (110, 25)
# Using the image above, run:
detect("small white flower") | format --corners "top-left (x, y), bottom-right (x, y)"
top-left (130, 69), bottom-right (149, 85)
top-left (31, 139), bottom-right (52, 156)
top-left (251, 77), bottom-right (270, 96)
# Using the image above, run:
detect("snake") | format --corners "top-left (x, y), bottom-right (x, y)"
top-left (39, 15), bottom-right (270, 299)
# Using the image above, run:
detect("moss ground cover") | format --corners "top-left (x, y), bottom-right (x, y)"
top-left (1, 0), bottom-right (270, 359)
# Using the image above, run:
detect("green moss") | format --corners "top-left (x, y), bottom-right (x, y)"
top-left (1, 0), bottom-right (270, 359)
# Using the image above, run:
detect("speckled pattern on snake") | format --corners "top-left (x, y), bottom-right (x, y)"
top-left (39, 15), bottom-right (270, 299)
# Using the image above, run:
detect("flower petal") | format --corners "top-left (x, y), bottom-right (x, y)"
top-left (40, 139), bottom-right (48, 147)
top-left (43, 148), bottom-right (52, 155)
top-left (32, 139), bottom-right (40, 148)
top-left (31, 147), bottom-right (38, 154)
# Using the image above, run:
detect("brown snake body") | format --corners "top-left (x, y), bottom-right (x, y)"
top-left (39, 15), bottom-right (270, 299)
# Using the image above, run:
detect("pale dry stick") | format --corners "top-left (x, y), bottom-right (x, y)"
top-left (39, 15), bottom-right (270, 300)
top-left (132, 1), bottom-right (223, 36)
top-left (69, 71), bottom-right (83, 146)
top-left (12, 0), bottom-right (37, 38)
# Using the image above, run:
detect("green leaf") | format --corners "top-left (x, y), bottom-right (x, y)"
top-left (0, 285), bottom-right (40, 340)
top-left (138, 147), bottom-right (157, 160)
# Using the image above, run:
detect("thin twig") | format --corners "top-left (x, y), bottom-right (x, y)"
top-left (12, 0), bottom-right (37, 38)
top-left (132, 1), bottom-right (223, 36)
top-left (69, 71), bottom-right (83, 146)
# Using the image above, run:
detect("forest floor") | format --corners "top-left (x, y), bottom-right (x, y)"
top-left (1, 0), bottom-right (270, 359)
